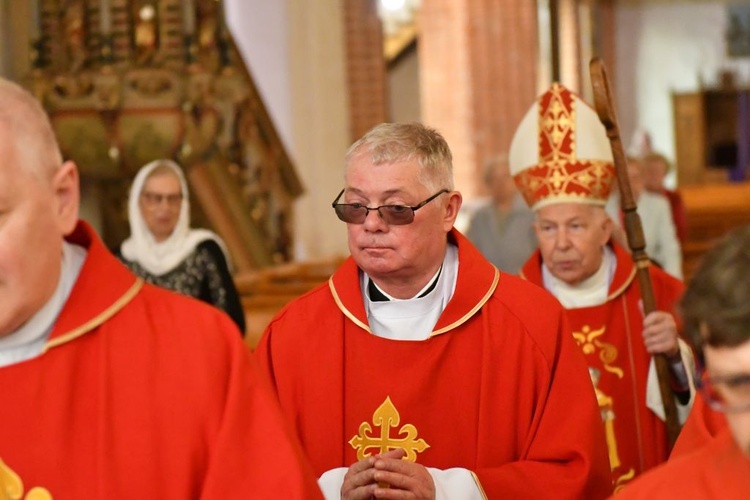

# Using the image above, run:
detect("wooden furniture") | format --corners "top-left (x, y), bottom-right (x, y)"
top-left (235, 257), bottom-right (345, 349)
top-left (673, 90), bottom-right (748, 186)
top-left (681, 182), bottom-right (750, 280)
top-left (27, 0), bottom-right (301, 270)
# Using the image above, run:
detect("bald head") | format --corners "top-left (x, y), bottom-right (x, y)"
top-left (0, 78), bottom-right (63, 181)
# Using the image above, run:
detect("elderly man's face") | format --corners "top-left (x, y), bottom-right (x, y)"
top-left (0, 129), bottom-right (78, 337)
top-left (534, 203), bottom-right (612, 286)
top-left (342, 156), bottom-right (459, 297)
top-left (703, 338), bottom-right (750, 457)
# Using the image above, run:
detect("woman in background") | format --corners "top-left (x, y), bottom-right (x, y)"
top-left (118, 159), bottom-right (246, 335)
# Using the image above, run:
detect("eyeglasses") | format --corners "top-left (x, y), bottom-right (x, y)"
top-left (140, 191), bottom-right (183, 208)
top-left (331, 189), bottom-right (449, 225)
top-left (695, 367), bottom-right (750, 413)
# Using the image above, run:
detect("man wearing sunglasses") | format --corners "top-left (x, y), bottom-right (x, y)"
top-left (256, 122), bottom-right (611, 499)
top-left (615, 225), bottom-right (750, 498)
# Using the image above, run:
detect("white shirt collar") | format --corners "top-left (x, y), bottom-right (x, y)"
top-left (0, 241), bottom-right (87, 367)
top-left (362, 243), bottom-right (459, 341)
top-left (542, 245), bottom-right (616, 309)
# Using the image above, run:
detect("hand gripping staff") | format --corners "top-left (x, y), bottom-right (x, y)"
top-left (589, 56), bottom-right (680, 448)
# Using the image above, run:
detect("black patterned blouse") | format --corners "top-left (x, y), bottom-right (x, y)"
top-left (117, 240), bottom-right (246, 335)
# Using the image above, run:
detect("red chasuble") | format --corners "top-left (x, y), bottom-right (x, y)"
top-left (256, 230), bottom-right (612, 499)
top-left (521, 243), bottom-right (684, 491)
top-left (613, 429), bottom-right (750, 499)
top-left (670, 393), bottom-right (728, 458)
top-left (0, 222), bottom-right (321, 499)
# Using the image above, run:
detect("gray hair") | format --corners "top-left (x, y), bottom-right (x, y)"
top-left (345, 122), bottom-right (454, 191)
top-left (0, 77), bottom-right (62, 180)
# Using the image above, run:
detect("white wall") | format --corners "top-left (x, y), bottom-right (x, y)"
top-left (616, 0), bottom-right (750, 184)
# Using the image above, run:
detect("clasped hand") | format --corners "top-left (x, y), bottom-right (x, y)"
top-left (341, 448), bottom-right (435, 499)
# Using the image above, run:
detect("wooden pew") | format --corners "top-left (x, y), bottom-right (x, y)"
top-left (681, 182), bottom-right (750, 281)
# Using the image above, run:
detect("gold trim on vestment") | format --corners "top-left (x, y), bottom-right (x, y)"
top-left (607, 266), bottom-right (635, 302)
top-left (42, 279), bottom-right (144, 352)
top-left (329, 277), bottom-right (372, 333)
top-left (470, 471), bottom-right (488, 500)
top-left (430, 267), bottom-right (500, 338)
top-left (1, 457), bottom-right (53, 499)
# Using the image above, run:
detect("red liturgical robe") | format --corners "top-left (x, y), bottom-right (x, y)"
top-left (0, 222), bottom-right (322, 499)
top-left (670, 394), bottom-right (728, 458)
top-left (521, 242), bottom-right (685, 491)
top-left (613, 429), bottom-right (750, 499)
top-left (256, 230), bottom-right (612, 499)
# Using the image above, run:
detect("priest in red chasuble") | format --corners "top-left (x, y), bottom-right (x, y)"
top-left (255, 122), bottom-right (613, 499)
top-left (615, 226), bottom-right (750, 498)
top-left (512, 83), bottom-right (695, 492)
top-left (0, 77), bottom-right (321, 499)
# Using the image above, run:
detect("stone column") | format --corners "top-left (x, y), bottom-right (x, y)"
top-left (343, 0), bottom-right (388, 142)
top-left (420, 0), bottom-right (538, 199)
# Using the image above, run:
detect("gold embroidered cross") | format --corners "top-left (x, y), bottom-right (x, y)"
top-left (0, 458), bottom-right (52, 500)
top-left (348, 397), bottom-right (430, 462)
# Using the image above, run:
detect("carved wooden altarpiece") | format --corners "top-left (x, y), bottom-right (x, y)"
top-left (25, 0), bottom-right (301, 270)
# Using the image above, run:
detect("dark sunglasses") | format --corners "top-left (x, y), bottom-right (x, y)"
top-left (331, 189), bottom-right (449, 225)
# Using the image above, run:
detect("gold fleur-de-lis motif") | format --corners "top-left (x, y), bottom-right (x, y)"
top-left (0, 458), bottom-right (52, 500)
top-left (572, 325), bottom-right (624, 379)
top-left (349, 397), bottom-right (430, 462)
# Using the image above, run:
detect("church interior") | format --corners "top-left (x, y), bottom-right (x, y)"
top-left (1, 0), bottom-right (750, 346)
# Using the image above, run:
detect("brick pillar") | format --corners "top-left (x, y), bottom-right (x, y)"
top-left (343, 0), bottom-right (388, 142)
top-left (420, 0), bottom-right (538, 199)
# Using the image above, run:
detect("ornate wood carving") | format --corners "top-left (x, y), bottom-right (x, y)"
top-left (26, 0), bottom-right (300, 269)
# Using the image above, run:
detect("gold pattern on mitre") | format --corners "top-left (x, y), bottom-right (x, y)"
top-left (509, 83), bottom-right (615, 211)
top-left (349, 397), bottom-right (430, 462)
top-left (0, 458), bottom-right (53, 500)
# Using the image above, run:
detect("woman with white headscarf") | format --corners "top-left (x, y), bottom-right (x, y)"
top-left (118, 159), bottom-right (246, 335)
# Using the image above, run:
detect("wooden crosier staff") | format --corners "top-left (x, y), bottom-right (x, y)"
top-left (589, 57), bottom-right (681, 448)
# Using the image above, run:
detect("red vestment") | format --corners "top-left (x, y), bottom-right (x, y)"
top-left (521, 243), bottom-right (685, 491)
top-left (0, 222), bottom-right (321, 499)
top-left (670, 393), bottom-right (728, 458)
top-left (256, 230), bottom-right (612, 499)
top-left (661, 189), bottom-right (687, 244)
top-left (613, 429), bottom-right (750, 499)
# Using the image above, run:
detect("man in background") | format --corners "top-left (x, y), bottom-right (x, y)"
top-left (513, 83), bottom-right (694, 493)
top-left (0, 77), bottom-right (321, 498)
top-left (465, 154), bottom-right (536, 274)
top-left (607, 157), bottom-right (683, 279)
top-left (641, 152), bottom-right (687, 245)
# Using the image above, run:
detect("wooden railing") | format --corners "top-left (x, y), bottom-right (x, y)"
top-left (235, 257), bottom-right (345, 349)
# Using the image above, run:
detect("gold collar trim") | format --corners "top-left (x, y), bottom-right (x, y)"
top-left (429, 267), bottom-right (500, 338)
top-left (329, 277), bottom-right (372, 334)
top-left (470, 470), bottom-right (489, 500)
top-left (42, 279), bottom-right (144, 352)
top-left (607, 266), bottom-right (636, 301)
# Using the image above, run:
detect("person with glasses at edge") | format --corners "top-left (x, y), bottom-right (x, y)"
top-left (255, 122), bottom-right (612, 499)
top-left (614, 225), bottom-right (750, 498)
top-left (118, 159), bottom-right (246, 334)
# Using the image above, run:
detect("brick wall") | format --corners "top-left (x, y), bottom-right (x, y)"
top-left (420, 0), bottom-right (538, 199)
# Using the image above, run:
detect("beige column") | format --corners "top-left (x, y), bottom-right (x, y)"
top-left (420, 0), bottom-right (538, 199)
top-left (288, 0), bottom-right (350, 260)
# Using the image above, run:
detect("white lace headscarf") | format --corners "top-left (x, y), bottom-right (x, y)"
top-left (120, 159), bottom-right (229, 276)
